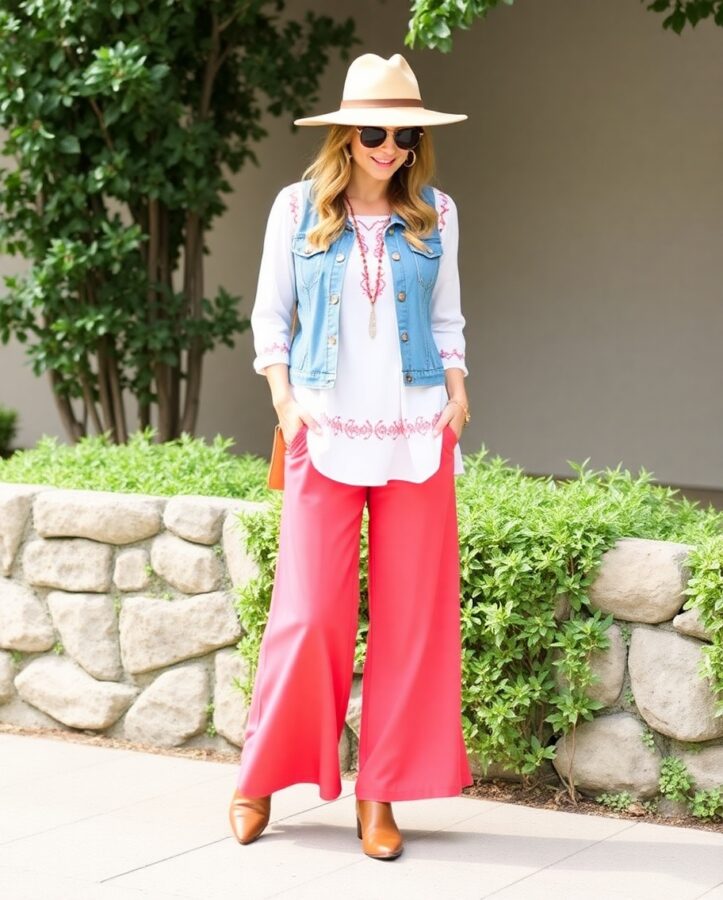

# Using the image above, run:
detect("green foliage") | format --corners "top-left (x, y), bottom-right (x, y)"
top-left (233, 446), bottom-right (723, 784)
top-left (595, 790), bottom-right (634, 812)
top-left (52, 640), bottom-right (64, 655)
top-left (659, 755), bottom-right (694, 802)
top-left (641, 728), bottom-right (657, 751)
top-left (0, 404), bottom-right (18, 454)
top-left (0, 426), bottom-right (272, 501)
top-left (642, 0), bottom-right (723, 32)
top-left (0, 1), bottom-right (358, 441)
top-left (205, 701), bottom-right (217, 737)
top-left (682, 536), bottom-right (723, 715)
top-left (406, 0), bottom-right (723, 51)
top-left (690, 786), bottom-right (723, 819)
top-left (406, 0), bottom-right (514, 52)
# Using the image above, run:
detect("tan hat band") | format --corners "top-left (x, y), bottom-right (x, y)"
top-left (340, 98), bottom-right (424, 109)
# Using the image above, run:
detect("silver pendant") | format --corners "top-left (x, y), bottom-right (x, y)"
top-left (369, 305), bottom-right (376, 338)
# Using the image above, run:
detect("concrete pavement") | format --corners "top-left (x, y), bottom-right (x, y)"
top-left (0, 732), bottom-right (722, 900)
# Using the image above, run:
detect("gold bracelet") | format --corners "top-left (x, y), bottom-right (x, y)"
top-left (447, 398), bottom-right (471, 427)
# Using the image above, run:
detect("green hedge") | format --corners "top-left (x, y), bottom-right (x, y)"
top-left (0, 427), bottom-right (273, 502)
top-left (234, 446), bottom-right (723, 798)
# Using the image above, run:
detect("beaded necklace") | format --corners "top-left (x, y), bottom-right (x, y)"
top-left (344, 194), bottom-right (391, 338)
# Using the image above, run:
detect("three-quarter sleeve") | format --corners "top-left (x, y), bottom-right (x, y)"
top-left (250, 183), bottom-right (298, 375)
top-left (430, 188), bottom-right (468, 377)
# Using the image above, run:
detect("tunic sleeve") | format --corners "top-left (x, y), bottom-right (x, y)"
top-left (430, 188), bottom-right (468, 377)
top-left (250, 183), bottom-right (299, 375)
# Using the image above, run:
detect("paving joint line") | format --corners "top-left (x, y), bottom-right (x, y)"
top-left (99, 792), bottom-right (357, 885)
top-left (478, 819), bottom-right (639, 898)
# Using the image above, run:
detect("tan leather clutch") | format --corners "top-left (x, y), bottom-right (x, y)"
top-left (267, 423), bottom-right (286, 490)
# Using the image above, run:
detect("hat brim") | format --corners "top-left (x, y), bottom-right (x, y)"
top-left (293, 107), bottom-right (467, 127)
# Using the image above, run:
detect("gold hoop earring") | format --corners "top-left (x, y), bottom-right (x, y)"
top-left (344, 146), bottom-right (352, 163)
top-left (403, 149), bottom-right (416, 168)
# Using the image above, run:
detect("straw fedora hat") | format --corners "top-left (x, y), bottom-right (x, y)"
top-left (293, 52), bottom-right (467, 127)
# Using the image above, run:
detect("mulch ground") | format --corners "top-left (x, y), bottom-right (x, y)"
top-left (2, 723), bottom-right (720, 834)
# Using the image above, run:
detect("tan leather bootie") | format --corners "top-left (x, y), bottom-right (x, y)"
top-left (355, 798), bottom-right (404, 860)
top-left (229, 790), bottom-right (271, 845)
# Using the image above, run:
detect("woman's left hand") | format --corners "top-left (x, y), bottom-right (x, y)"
top-left (432, 400), bottom-right (466, 440)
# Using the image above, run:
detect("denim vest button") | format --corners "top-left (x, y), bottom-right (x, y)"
top-left (397, 291), bottom-right (406, 302)
top-left (328, 335), bottom-right (337, 346)
top-left (305, 245), bottom-right (313, 253)
top-left (335, 252), bottom-right (345, 262)
top-left (405, 372), bottom-right (413, 383)
top-left (391, 251), bottom-right (401, 261)
top-left (330, 293), bottom-right (340, 304)
top-left (400, 331), bottom-right (409, 342)
top-left (389, 226), bottom-right (395, 235)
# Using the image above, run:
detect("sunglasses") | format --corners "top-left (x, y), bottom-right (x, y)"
top-left (355, 126), bottom-right (425, 151)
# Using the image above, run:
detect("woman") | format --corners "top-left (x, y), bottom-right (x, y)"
top-left (230, 52), bottom-right (474, 861)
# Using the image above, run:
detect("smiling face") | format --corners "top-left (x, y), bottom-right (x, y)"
top-left (347, 125), bottom-right (409, 182)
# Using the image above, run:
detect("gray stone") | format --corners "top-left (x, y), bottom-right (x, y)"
top-left (0, 484), bottom-right (44, 576)
top-left (119, 591), bottom-right (242, 674)
top-left (345, 675), bottom-right (363, 739)
top-left (673, 607), bottom-right (713, 643)
top-left (0, 650), bottom-right (15, 703)
top-left (33, 489), bottom-right (162, 544)
top-left (22, 538), bottom-right (113, 592)
top-left (0, 578), bottom-right (55, 652)
top-left (679, 745), bottom-right (723, 790)
top-left (149, 532), bottom-right (222, 594)
top-left (222, 506), bottom-right (264, 588)
top-left (122, 663), bottom-right (209, 747)
top-left (212, 648), bottom-right (249, 747)
top-left (164, 496), bottom-right (239, 545)
top-left (553, 713), bottom-right (661, 798)
top-left (628, 627), bottom-right (723, 742)
top-left (588, 537), bottom-right (693, 623)
top-left (0, 694), bottom-right (70, 730)
top-left (553, 592), bottom-right (571, 622)
top-left (113, 548), bottom-right (151, 592)
top-left (338, 726), bottom-right (351, 771)
top-left (14, 656), bottom-right (137, 729)
top-left (555, 623), bottom-right (626, 708)
top-left (47, 591), bottom-right (122, 681)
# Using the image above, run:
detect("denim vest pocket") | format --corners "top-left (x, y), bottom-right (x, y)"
top-left (291, 233), bottom-right (326, 294)
top-left (409, 237), bottom-right (443, 294)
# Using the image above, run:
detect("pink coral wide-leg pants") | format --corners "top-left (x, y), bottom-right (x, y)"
top-left (235, 422), bottom-right (474, 801)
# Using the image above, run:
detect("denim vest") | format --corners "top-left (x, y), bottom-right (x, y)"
top-left (289, 180), bottom-right (446, 388)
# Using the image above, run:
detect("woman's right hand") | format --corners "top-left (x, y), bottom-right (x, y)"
top-left (274, 395), bottom-right (319, 445)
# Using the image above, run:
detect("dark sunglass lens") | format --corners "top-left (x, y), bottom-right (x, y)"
top-left (359, 127), bottom-right (386, 148)
top-left (395, 127), bottom-right (422, 150)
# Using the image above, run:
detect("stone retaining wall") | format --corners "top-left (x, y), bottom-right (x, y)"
top-left (1, 483), bottom-right (721, 798)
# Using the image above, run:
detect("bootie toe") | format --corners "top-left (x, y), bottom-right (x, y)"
top-left (355, 799), bottom-right (404, 860)
top-left (229, 790), bottom-right (271, 845)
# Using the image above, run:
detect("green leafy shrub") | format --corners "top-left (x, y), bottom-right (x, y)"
top-left (0, 404), bottom-right (18, 454)
top-left (234, 447), bottom-right (723, 788)
top-left (690, 787), bottom-right (723, 819)
top-left (0, 426), bottom-right (271, 501)
top-left (659, 756), bottom-right (694, 803)
top-left (595, 791), bottom-right (634, 812)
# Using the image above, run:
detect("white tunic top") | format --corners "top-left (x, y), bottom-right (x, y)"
top-left (251, 181), bottom-right (468, 486)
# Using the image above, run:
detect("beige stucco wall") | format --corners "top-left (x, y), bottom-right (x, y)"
top-left (1, 0), bottom-right (722, 490)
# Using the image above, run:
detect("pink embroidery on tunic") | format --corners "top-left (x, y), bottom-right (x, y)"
top-left (439, 348), bottom-right (464, 360)
top-left (289, 188), bottom-right (300, 226)
top-left (320, 410), bottom-right (443, 440)
top-left (437, 191), bottom-right (450, 232)
top-left (261, 341), bottom-right (290, 355)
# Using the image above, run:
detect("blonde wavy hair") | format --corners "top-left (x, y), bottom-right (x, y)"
top-left (299, 124), bottom-right (438, 253)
